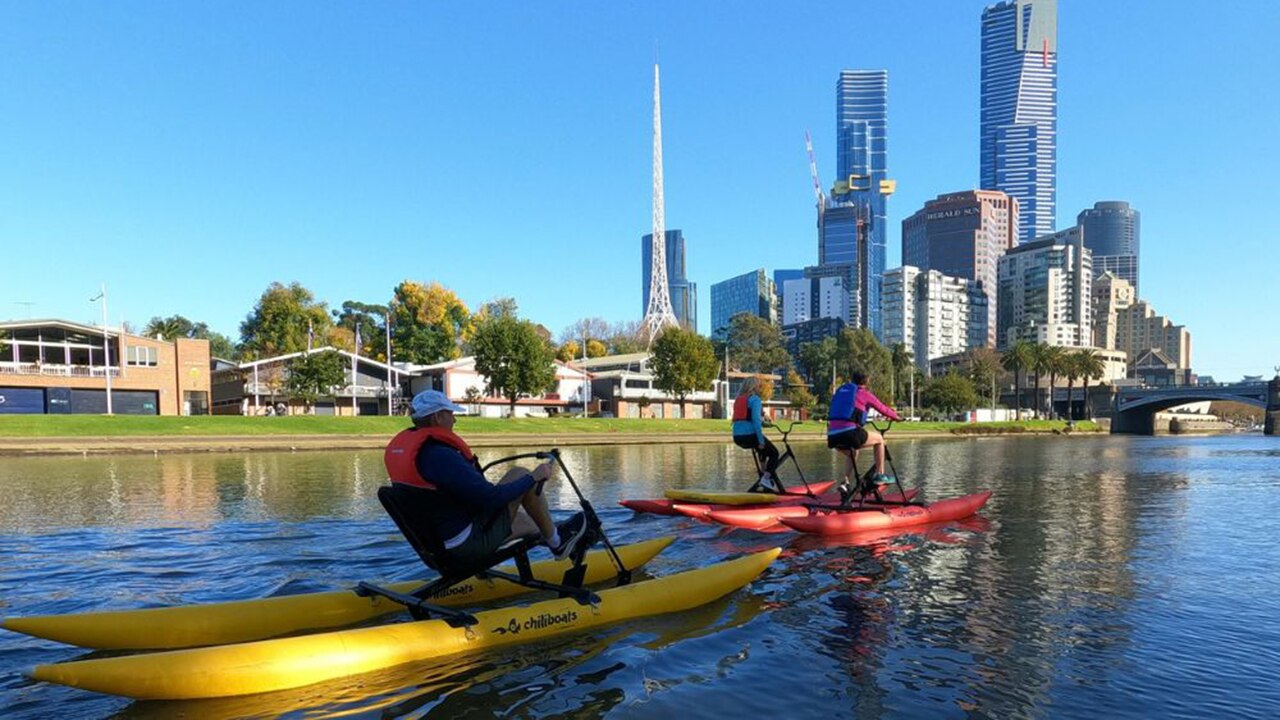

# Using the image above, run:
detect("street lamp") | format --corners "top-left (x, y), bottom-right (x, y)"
top-left (89, 283), bottom-right (113, 415)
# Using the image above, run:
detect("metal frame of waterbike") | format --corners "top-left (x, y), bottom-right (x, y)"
top-left (356, 448), bottom-right (631, 627)
top-left (746, 420), bottom-right (817, 497)
top-left (811, 420), bottom-right (924, 513)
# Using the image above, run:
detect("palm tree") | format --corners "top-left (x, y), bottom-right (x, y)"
top-left (1076, 349), bottom-right (1105, 421)
top-left (1026, 343), bottom-right (1052, 419)
top-left (890, 343), bottom-right (913, 405)
top-left (1062, 351), bottom-right (1082, 422)
top-left (1001, 340), bottom-right (1035, 421)
top-left (144, 317), bottom-right (188, 341)
top-left (1042, 345), bottom-right (1067, 419)
top-left (967, 347), bottom-right (1002, 412)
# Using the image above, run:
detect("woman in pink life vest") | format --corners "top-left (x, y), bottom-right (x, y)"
top-left (826, 371), bottom-right (902, 490)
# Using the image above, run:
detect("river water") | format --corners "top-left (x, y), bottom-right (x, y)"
top-left (1, 434), bottom-right (1278, 719)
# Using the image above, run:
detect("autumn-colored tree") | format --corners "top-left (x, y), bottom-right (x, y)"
top-left (785, 370), bottom-right (817, 413)
top-left (332, 300), bottom-right (388, 358)
top-left (239, 282), bottom-right (331, 357)
top-left (389, 281), bottom-right (471, 364)
top-left (556, 340), bottom-right (581, 363)
top-left (585, 339), bottom-right (608, 358)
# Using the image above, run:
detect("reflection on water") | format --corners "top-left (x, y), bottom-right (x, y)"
top-left (2, 435), bottom-right (1279, 718)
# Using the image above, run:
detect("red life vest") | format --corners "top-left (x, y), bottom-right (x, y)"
top-left (732, 394), bottom-right (751, 421)
top-left (384, 427), bottom-right (478, 490)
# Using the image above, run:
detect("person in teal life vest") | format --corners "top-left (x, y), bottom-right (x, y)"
top-left (731, 377), bottom-right (781, 489)
top-left (384, 390), bottom-right (588, 565)
top-left (827, 372), bottom-right (903, 491)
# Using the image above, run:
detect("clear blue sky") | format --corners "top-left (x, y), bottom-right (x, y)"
top-left (2, 1), bottom-right (1276, 379)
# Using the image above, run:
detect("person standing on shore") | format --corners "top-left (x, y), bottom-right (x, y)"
top-left (384, 390), bottom-right (587, 564)
top-left (827, 372), bottom-right (902, 492)
top-left (731, 377), bottom-right (781, 489)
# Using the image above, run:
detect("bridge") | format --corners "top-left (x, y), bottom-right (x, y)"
top-left (1111, 378), bottom-right (1280, 435)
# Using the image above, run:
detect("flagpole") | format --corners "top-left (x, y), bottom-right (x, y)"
top-left (352, 325), bottom-right (360, 416)
top-left (384, 311), bottom-right (393, 416)
top-left (91, 283), bottom-right (114, 415)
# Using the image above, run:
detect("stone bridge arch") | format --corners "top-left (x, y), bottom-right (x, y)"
top-left (1112, 380), bottom-right (1278, 435)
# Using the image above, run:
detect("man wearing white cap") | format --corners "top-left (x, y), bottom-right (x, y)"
top-left (384, 389), bottom-right (587, 565)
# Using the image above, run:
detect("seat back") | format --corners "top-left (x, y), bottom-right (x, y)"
top-left (378, 484), bottom-right (451, 573)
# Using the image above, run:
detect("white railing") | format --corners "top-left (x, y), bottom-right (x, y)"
top-left (0, 362), bottom-right (120, 378)
top-left (243, 382), bottom-right (397, 398)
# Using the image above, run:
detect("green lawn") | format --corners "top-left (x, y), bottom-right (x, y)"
top-left (0, 415), bottom-right (1097, 437)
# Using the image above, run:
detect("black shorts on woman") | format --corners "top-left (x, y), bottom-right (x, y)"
top-left (827, 426), bottom-right (869, 450)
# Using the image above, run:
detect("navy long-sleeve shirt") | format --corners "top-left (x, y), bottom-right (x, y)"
top-left (414, 443), bottom-right (535, 541)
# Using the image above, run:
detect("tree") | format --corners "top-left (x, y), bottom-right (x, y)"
top-left (785, 369), bottom-right (817, 414)
top-left (239, 283), bottom-right (331, 357)
top-left (332, 301), bottom-right (388, 359)
top-left (556, 340), bottom-right (581, 363)
top-left (144, 314), bottom-right (237, 360)
top-left (966, 347), bottom-right (1003, 411)
top-left (1041, 344), bottom-right (1067, 419)
top-left (1002, 340), bottom-right (1035, 420)
top-left (649, 327), bottom-right (718, 416)
top-left (889, 342), bottom-right (913, 406)
top-left (605, 320), bottom-right (646, 355)
top-left (1062, 351), bottom-right (1082, 422)
top-left (585, 339), bottom-right (608, 358)
top-left (560, 317), bottom-right (612, 345)
top-left (286, 351), bottom-right (346, 412)
top-left (470, 312), bottom-right (557, 417)
top-left (797, 337), bottom-right (839, 400)
top-left (389, 280), bottom-right (471, 364)
top-left (725, 313), bottom-right (790, 374)
top-left (1076, 349), bottom-right (1105, 421)
top-left (836, 328), bottom-right (893, 401)
top-left (922, 372), bottom-right (979, 417)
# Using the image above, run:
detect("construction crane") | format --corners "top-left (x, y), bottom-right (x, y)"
top-left (804, 129), bottom-right (826, 211)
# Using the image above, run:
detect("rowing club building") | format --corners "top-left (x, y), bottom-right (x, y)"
top-left (0, 319), bottom-right (211, 415)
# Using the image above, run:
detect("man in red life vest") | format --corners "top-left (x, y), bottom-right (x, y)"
top-left (384, 390), bottom-right (587, 566)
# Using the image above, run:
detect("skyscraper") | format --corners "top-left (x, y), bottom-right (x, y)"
top-left (980, 0), bottom-right (1057, 242)
top-left (825, 69), bottom-right (890, 338)
top-left (997, 227), bottom-right (1092, 349)
top-left (1078, 201), bottom-right (1140, 293)
top-left (902, 190), bottom-right (1019, 346)
top-left (710, 269), bottom-right (775, 338)
top-left (641, 231), bottom-right (697, 332)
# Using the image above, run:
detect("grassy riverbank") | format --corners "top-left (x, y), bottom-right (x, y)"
top-left (0, 415), bottom-right (1097, 437)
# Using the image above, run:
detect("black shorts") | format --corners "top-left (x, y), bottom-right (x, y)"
top-left (446, 508), bottom-right (514, 567)
top-left (827, 427), bottom-right (868, 450)
top-left (732, 433), bottom-right (762, 450)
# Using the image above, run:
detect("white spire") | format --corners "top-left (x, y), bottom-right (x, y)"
top-left (643, 62), bottom-right (679, 343)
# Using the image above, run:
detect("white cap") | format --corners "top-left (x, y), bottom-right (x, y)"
top-left (409, 389), bottom-right (466, 419)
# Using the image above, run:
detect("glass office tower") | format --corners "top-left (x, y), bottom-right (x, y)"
top-left (980, 0), bottom-right (1057, 242)
top-left (1078, 201), bottom-right (1140, 294)
top-left (641, 230), bottom-right (697, 332)
top-left (827, 69), bottom-right (889, 338)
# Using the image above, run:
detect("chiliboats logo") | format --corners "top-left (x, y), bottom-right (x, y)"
top-left (491, 610), bottom-right (579, 636)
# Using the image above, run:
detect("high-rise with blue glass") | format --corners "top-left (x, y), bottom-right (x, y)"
top-left (823, 69), bottom-right (889, 338)
top-left (642, 230), bottom-right (697, 332)
top-left (980, 0), bottom-right (1057, 243)
top-left (1078, 201), bottom-right (1140, 294)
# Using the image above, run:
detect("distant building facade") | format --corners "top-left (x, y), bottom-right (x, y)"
top-left (0, 319), bottom-right (211, 415)
top-left (781, 317), bottom-right (845, 357)
top-left (1078, 201), bottom-right (1140, 293)
top-left (710, 269), bottom-right (776, 337)
top-left (1091, 271), bottom-right (1136, 351)
top-left (901, 189), bottom-right (1019, 346)
top-left (781, 275), bottom-right (848, 327)
top-left (1115, 300), bottom-right (1192, 372)
top-left (997, 227), bottom-right (1093, 349)
top-left (980, 0), bottom-right (1058, 242)
top-left (642, 230), bottom-right (697, 332)
top-left (883, 267), bottom-right (989, 372)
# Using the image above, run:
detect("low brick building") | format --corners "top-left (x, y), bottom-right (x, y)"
top-left (0, 319), bottom-right (211, 415)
